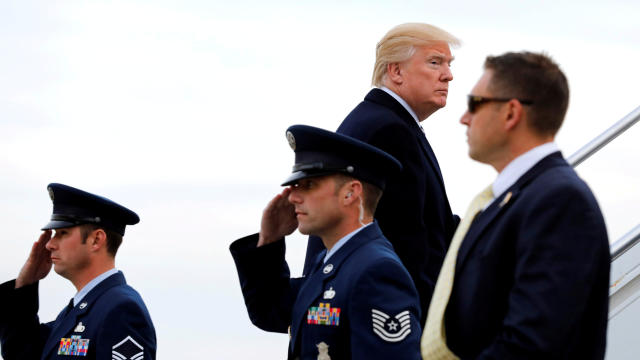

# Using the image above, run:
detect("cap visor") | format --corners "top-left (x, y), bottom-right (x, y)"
top-left (41, 220), bottom-right (76, 231)
top-left (281, 170), bottom-right (337, 186)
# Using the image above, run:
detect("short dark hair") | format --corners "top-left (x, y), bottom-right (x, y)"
top-left (484, 51), bottom-right (569, 136)
top-left (333, 174), bottom-right (383, 215)
top-left (79, 223), bottom-right (123, 257)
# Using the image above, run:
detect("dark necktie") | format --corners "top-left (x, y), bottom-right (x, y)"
top-left (64, 298), bottom-right (75, 316)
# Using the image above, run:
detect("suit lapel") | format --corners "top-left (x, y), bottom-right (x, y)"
top-left (455, 189), bottom-right (520, 271)
top-left (41, 272), bottom-right (126, 358)
top-left (416, 133), bottom-right (445, 186)
top-left (455, 152), bottom-right (567, 271)
top-left (365, 89), bottom-right (446, 189)
top-left (289, 224), bottom-right (384, 353)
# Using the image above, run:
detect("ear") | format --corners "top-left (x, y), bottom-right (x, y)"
top-left (341, 180), bottom-right (363, 206)
top-left (504, 99), bottom-right (524, 131)
top-left (386, 62), bottom-right (404, 85)
top-left (88, 229), bottom-right (108, 253)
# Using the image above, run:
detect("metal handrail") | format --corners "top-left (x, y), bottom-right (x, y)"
top-left (568, 105), bottom-right (640, 167)
top-left (611, 224), bottom-right (640, 261)
top-left (565, 105), bottom-right (640, 260)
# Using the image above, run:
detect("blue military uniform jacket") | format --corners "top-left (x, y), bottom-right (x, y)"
top-left (303, 89), bottom-right (459, 324)
top-left (0, 271), bottom-right (156, 360)
top-left (445, 152), bottom-right (610, 359)
top-left (231, 223), bottom-right (422, 359)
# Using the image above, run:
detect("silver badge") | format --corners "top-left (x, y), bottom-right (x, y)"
top-left (79, 302), bottom-right (87, 309)
top-left (286, 131), bottom-right (296, 150)
top-left (74, 322), bottom-right (86, 333)
top-left (317, 341), bottom-right (331, 360)
top-left (323, 287), bottom-right (336, 299)
top-left (322, 264), bottom-right (333, 274)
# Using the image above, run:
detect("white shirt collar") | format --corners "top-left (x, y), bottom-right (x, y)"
top-left (492, 142), bottom-right (560, 200)
top-left (73, 268), bottom-right (118, 306)
top-left (379, 87), bottom-right (420, 125)
top-left (323, 222), bottom-right (373, 263)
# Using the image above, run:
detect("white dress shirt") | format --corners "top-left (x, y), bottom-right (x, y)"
top-left (488, 142), bottom-right (561, 206)
top-left (380, 87), bottom-right (421, 128)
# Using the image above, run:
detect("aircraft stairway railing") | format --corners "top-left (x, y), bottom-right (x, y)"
top-left (567, 105), bottom-right (640, 360)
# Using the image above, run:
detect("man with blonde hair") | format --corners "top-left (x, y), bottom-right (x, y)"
top-left (302, 23), bottom-right (461, 325)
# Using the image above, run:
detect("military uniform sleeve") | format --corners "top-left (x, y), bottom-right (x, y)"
top-left (96, 300), bottom-right (156, 359)
top-left (477, 184), bottom-right (610, 359)
top-left (0, 280), bottom-right (52, 360)
top-left (230, 233), bottom-right (300, 333)
top-left (348, 259), bottom-right (422, 360)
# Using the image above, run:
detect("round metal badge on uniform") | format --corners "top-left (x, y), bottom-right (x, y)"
top-left (79, 302), bottom-right (87, 309)
top-left (323, 264), bottom-right (334, 274)
top-left (286, 131), bottom-right (296, 150)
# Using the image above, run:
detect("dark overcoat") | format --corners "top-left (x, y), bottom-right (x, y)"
top-left (303, 89), bottom-right (459, 324)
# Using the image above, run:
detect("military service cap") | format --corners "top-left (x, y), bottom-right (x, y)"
top-left (42, 183), bottom-right (140, 236)
top-left (281, 125), bottom-right (402, 190)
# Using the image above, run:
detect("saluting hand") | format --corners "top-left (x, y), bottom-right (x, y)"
top-left (258, 188), bottom-right (298, 247)
top-left (16, 230), bottom-right (53, 288)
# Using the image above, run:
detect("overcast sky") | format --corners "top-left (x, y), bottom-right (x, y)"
top-left (1, 1), bottom-right (639, 358)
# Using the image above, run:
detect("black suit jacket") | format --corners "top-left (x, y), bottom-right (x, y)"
top-left (445, 152), bottom-right (610, 359)
top-left (303, 89), bottom-right (459, 324)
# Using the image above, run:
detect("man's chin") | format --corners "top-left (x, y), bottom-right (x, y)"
top-left (52, 265), bottom-right (67, 278)
top-left (298, 227), bottom-right (312, 236)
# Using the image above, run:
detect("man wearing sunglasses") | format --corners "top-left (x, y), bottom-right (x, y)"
top-left (302, 23), bottom-right (461, 327)
top-left (421, 52), bottom-right (610, 359)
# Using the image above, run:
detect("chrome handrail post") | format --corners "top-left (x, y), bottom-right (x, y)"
top-left (568, 106), bottom-right (640, 168)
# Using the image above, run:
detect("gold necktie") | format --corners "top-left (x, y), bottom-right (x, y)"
top-left (421, 185), bottom-right (494, 359)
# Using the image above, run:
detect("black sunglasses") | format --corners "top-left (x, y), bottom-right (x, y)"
top-left (467, 95), bottom-right (533, 113)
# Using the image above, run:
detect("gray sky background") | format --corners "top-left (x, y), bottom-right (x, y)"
top-left (1, 1), bottom-right (639, 358)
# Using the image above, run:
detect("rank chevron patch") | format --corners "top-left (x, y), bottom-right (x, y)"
top-left (371, 309), bottom-right (411, 342)
top-left (112, 335), bottom-right (144, 360)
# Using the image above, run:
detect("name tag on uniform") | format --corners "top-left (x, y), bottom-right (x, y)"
top-left (58, 335), bottom-right (90, 356)
top-left (307, 303), bottom-right (341, 326)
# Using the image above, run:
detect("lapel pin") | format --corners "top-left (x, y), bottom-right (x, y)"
top-left (323, 264), bottom-right (334, 274)
top-left (499, 191), bottom-right (513, 208)
top-left (323, 287), bottom-right (336, 299)
top-left (79, 302), bottom-right (87, 309)
top-left (74, 322), bottom-right (86, 333)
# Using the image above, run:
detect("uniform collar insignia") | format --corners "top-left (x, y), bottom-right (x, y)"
top-left (322, 264), bottom-right (333, 274)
